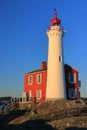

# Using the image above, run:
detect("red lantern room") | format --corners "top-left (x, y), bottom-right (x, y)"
top-left (50, 9), bottom-right (61, 26)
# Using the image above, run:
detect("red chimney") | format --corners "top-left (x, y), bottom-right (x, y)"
top-left (41, 62), bottom-right (47, 70)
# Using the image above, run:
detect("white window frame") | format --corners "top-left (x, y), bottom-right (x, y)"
top-left (36, 90), bottom-right (42, 99)
top-left (69, 88), bottom-right (76, 98)
top-left (28, 75), bottom-right (33, 85)
top-left (29, 90), bottom-right (32, 98)
top-left (68, 73), bottom-right (76, 83)
top-left (36, 74), bottom-right (42, 84)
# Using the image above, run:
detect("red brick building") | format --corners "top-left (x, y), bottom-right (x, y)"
top-left (64, 64), bottom-right (81, 99)
top-left (24, 62), bottom-right (81, 102)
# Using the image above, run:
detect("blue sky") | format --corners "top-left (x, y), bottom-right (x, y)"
top-left (0, 0), bottom-right (87, 97)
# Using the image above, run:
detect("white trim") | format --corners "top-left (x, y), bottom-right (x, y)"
top-left (25, 69), bottom-right (47, 75)
top-left (68, 73), bottom-right (76, 83)
top-left (29, 90), bottom-right (32, 98)
top-left (36, 74), bottom-right (42, 84)
top-left (28, 75), bottom-right (33, 85)
top-left (69, 88), bottom-right (76, 98)
top-left (36, 90), bottom-right (42, 99)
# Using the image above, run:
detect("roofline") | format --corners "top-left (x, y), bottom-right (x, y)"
top-left (25, 68), bottom-right (47, 75)
top-left (25, 64), bottom-right (78, 75)
top-left (64, 64), bottom-right (79, 72)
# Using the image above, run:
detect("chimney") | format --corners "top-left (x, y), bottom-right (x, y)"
top-left (41, 62), bottom-right (47, 70)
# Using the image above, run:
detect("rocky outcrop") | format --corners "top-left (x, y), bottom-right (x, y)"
top-left (1, 99), bottom-right (87, 130)
top-left (47, 116), bottom-right (87, 130)
top-left (33, 99), bottom-right (87, 120)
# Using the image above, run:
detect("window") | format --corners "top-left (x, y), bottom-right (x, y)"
top-left (28, 75), bottom-right (33, 85)
top-left (69, 88), bottom-right (76, 98)
top-left (29, 90), bottom-right (32, 98)
top-left (36, 90), bottom-right (42, 99)
top-left (68, 73), bottom-right (76, 83)
top-left (59, 56), bottom-right (62, 62)
top-left (36, 74), bottom-right (42, 84)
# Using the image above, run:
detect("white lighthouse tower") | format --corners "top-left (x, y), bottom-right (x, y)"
top-left (46, 10), bottom-right (66, 99)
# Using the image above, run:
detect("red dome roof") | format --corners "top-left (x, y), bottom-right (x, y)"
top-left (50, 9), bottom-right (61, 25)
top-left (51, 17), bottom-right (61, 25)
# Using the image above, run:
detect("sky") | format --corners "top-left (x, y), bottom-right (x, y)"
top-left (0, 0), bottom-right (87, 97)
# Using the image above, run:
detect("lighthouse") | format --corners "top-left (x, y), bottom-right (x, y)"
top-left (46, 10), bottom-right (66, 99)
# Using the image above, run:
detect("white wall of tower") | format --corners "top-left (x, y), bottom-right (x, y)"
top-left (46, 25), bottom-right (66, 99)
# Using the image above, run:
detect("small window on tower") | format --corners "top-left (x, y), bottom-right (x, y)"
top-left (59, 56), bottom-right (62, 62)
